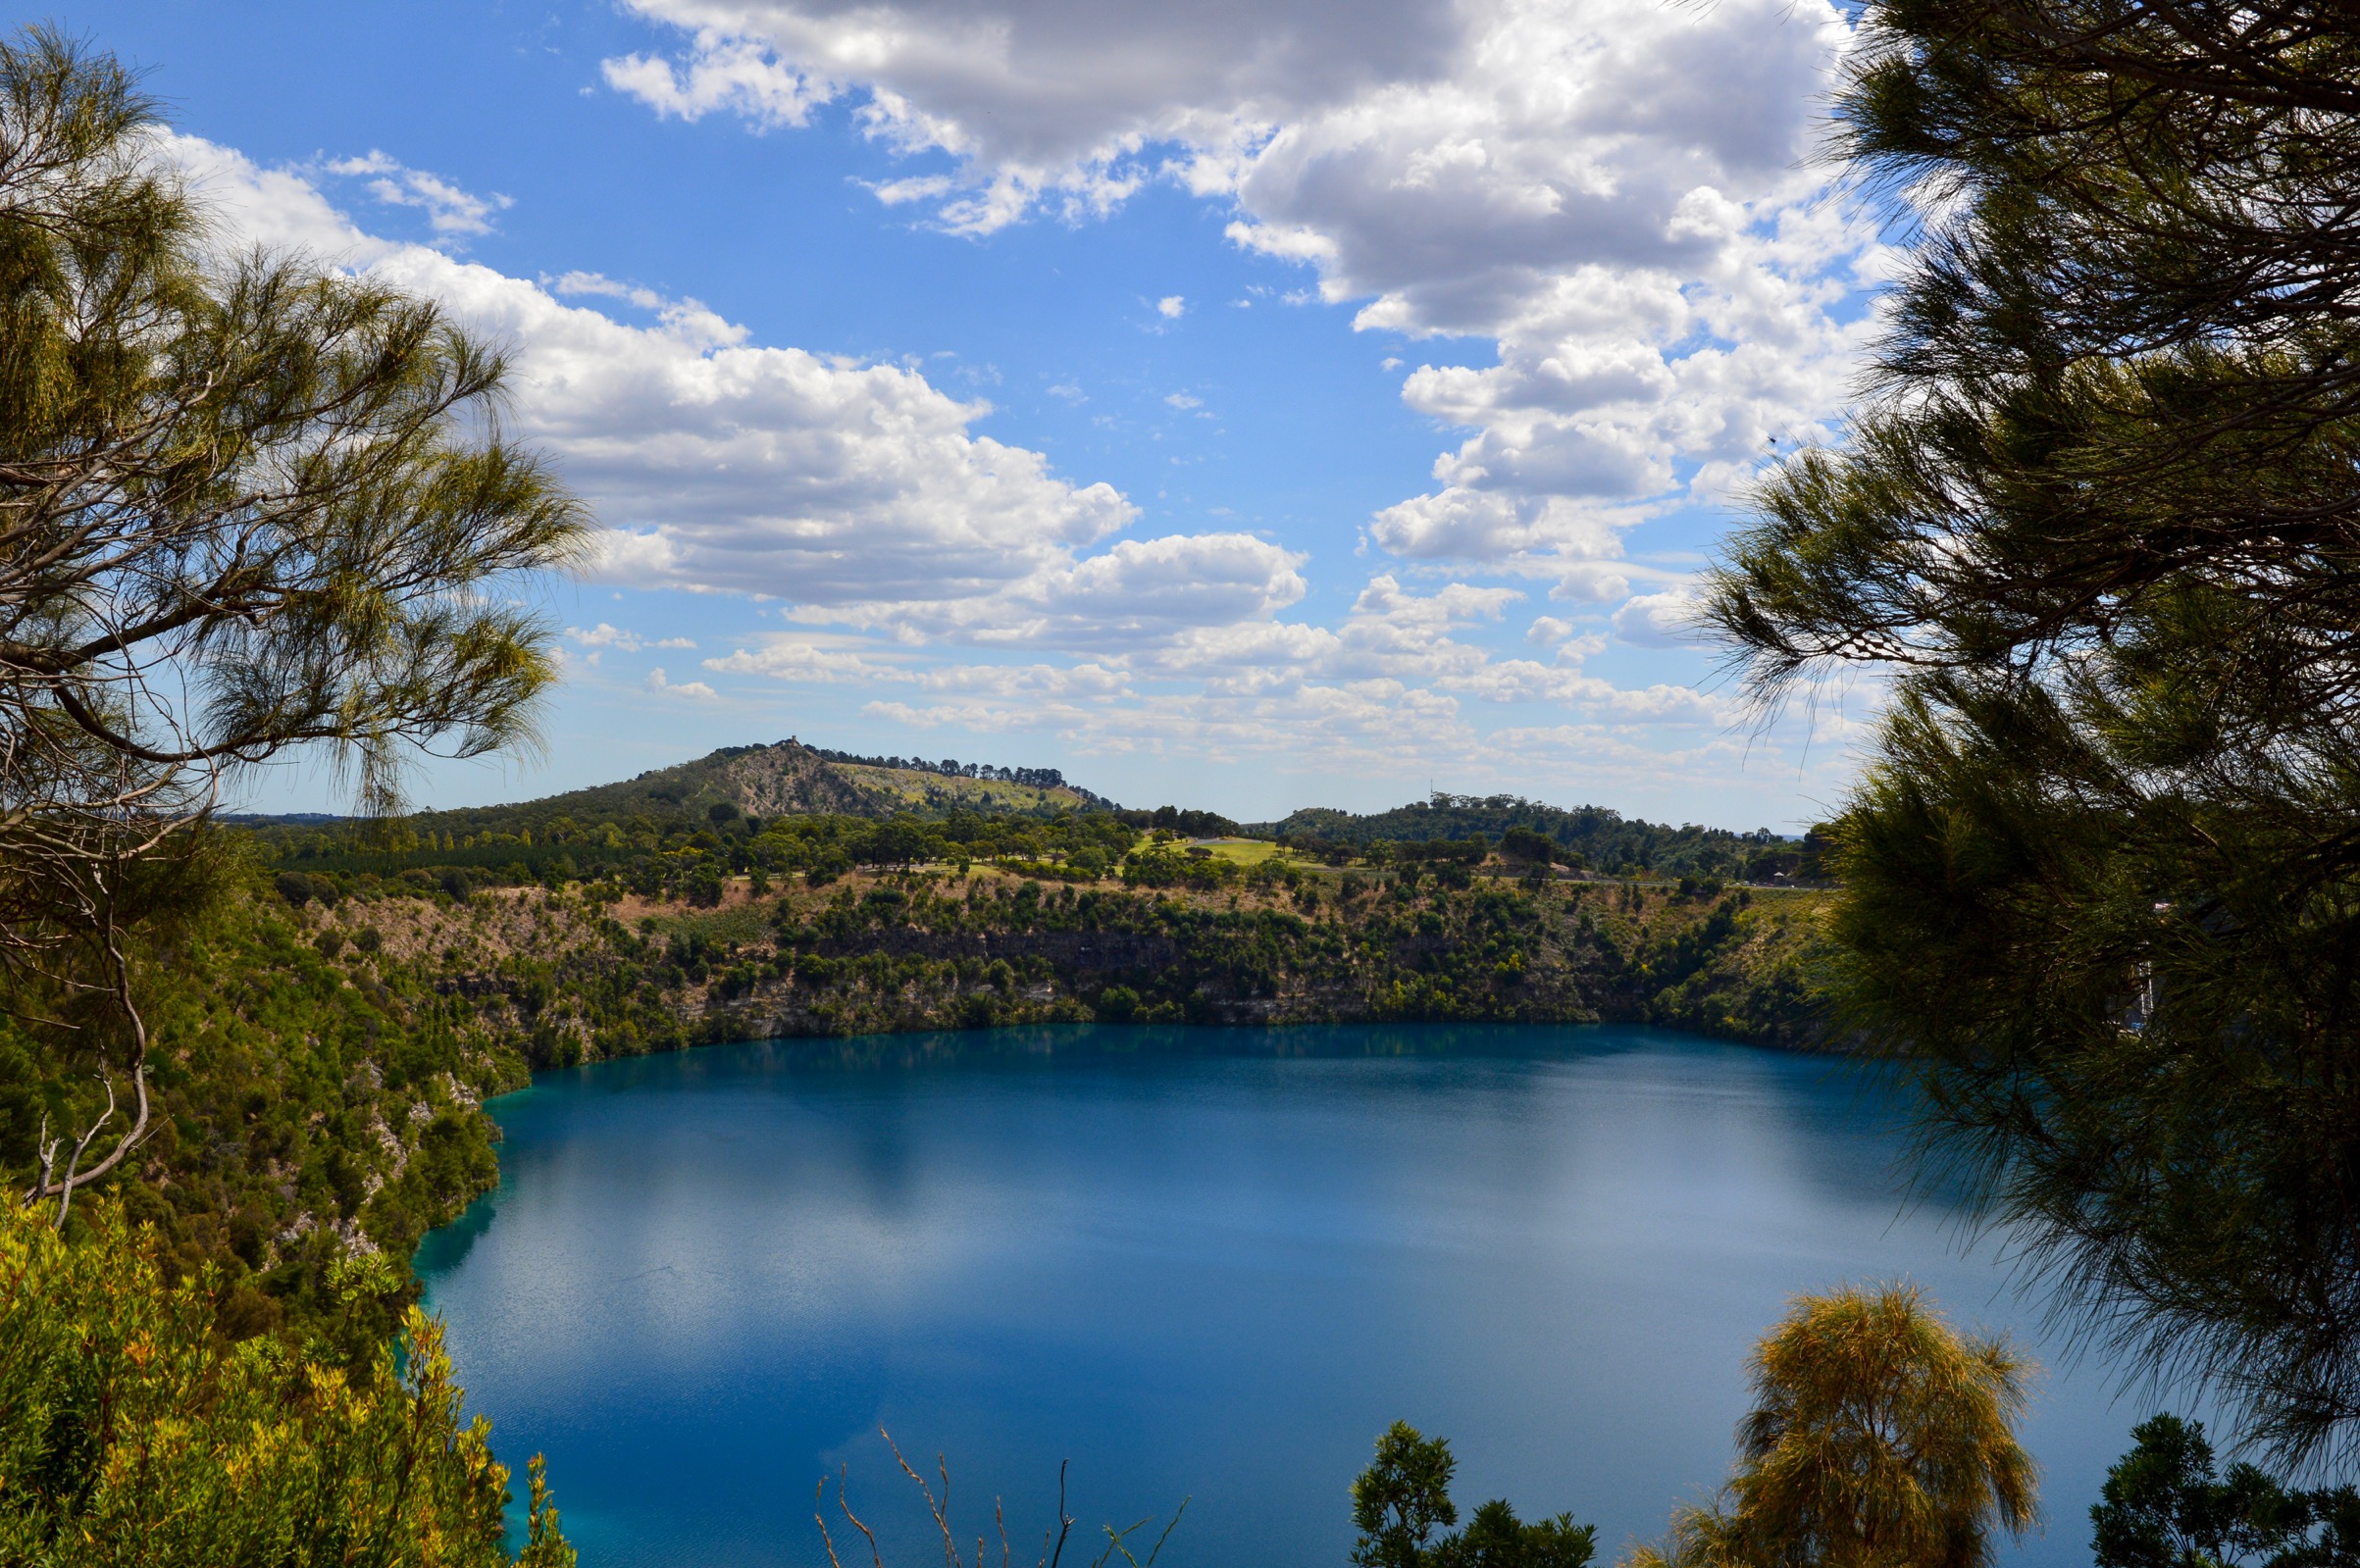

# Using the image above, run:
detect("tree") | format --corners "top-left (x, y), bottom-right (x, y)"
top-left (1351, 1422), bottom-right (1596, 1568)
top-left (2091, 1414), bottom-right (2360, 1568)
top-left (0, 29), bottom-right (585, 1216)
top-left (1628, 1284), bottom-right (2035, 1568)
top-left (1701, 0), bottom-right (2360, 1468)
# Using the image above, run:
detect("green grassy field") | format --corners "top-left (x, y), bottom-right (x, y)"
top-left (1188, 836), bottom-right (1286, 867)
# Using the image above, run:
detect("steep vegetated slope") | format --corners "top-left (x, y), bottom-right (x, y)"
top-left (0, 872), bottom-right (523, 1351)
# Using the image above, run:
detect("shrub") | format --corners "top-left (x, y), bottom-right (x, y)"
top-left (1350, 1421), bottom-right (1594, 1568)
top-left (0, 1200), bottom-right (573, 1566)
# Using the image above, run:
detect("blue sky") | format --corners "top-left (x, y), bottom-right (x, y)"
top-left (88, 0), bottom-right (1883, 830)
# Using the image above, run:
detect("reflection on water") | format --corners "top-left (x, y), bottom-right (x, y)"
top-left (418, 1024), bottom-right (2159, 1568)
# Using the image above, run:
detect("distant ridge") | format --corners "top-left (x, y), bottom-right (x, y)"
top-left (1259, 791), bottom-right (1807, 880)
top-left (344, 738), bottom-right (1117, 832)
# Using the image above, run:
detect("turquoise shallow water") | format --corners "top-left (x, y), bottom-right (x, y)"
top-left (417, 1024), bottom-right (2166, 1568)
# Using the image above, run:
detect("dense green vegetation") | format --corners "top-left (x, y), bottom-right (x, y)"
top-left (0, 851), bottom-right (521, 1350)
top-left (246, 840), bottom-right (1830, 1056)
top-left (1349, 1423), bottom-right (1595, 1568)
top-left (2092, 1415), bottom-right (2360, 1568)
top-left (1702, 0), bottom-right (2360, 1470)
top-left (1268, 795), bottom-right (1830, 883)
top-left (0, 1195), bottom-right (573, 1565)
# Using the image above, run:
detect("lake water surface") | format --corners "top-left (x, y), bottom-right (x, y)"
top-left (418, 1025), bottom-right (2165, 1568)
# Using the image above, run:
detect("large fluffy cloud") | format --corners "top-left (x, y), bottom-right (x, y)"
top-left (176, 134), bottom-right (1137, 614)
top-left (170, 124), bottom-right (1790, 806)
top-left (606, 0), bottom-right (1879, 587)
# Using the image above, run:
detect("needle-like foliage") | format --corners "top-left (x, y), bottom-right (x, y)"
top-left (1627, 1284), bottom-right (2037, 1568)
top-left (0, 25), bottom-right (588, 979)
top-left (1702, 1), bottom-right (2360, 1470)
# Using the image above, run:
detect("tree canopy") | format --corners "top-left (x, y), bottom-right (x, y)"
top-left (2092, 1414), bottom-right (2360, 1568)
top-left (1350, 1421), bottom-right (1596, 1568)
top-left (1629, 1284), bottom-right (2036, 1568)
top-left (0, 26), bottom-right (586, 1221)
top-left (1703, 0), bottom-right (2360, 1468)
top-left (0, 26), bottom-right (586, 973)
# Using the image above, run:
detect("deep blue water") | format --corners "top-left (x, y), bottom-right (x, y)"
top-left (417, 1025), bottom-right (2168, 1568)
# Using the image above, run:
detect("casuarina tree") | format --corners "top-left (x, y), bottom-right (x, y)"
top-left (0, 26), bottom-right (586, 1216)
top-left (1703, 1), bottom-right (2360, 1468)
top-left (1626, 1284), bottom-right (2036, 1568)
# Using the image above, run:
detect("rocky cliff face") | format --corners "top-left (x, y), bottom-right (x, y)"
top-left (523, 739), bottom-right (898, 822)
top-left (712, 743), bottom-right (893, 817)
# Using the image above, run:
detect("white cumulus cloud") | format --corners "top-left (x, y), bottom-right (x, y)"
top-left (645, 667), bottom-right (721, 700)
top-left (322, 151), bottom-right (513, 236)
top-left (1612, 588), bottom-right (1704, 648)
top-left (169, 126), bottom-right (1805, 809)
top-left (603, 0), bottom-right (1882, 584)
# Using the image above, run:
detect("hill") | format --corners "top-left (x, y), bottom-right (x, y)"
top-left (465, 737), bottom-right (1108, 827)
top-left (235, 739), bottom-right (1111, 842)
top-left (1264, 792), bottom-right (1827, 882)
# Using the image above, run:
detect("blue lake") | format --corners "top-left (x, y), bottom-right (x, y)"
top-left (417, 1025), bottom-right (2168, 1568)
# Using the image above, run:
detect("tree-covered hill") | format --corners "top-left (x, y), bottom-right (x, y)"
top-left (1264, 793), bottom-right (1830, 882)
top-left (357, 739), bottom-right (1110, 837)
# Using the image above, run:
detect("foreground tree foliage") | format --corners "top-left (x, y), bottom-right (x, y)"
top-left (1703, 0), bottom-right (2360, 1466)
top-left (1350, 1421), bottom-right (1596, 1568)
top-left (0, 25), bottom-right (587, 1558)
top-left (2092, 1414), bottom-right (2360, 1568)
top-left (0, 23), bottom-right (584, 1222)
top-left (0, 27), bottom-right (585, 842)
top-left (0, 1196), bottom-right (573, 1565)
top-left (1627, 1284), bottom-right (2035, 1568)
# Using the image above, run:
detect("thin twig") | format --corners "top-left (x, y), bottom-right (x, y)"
top-left (883, 1425), bottom-right (964, 1568)
top-left (1042, 1460), bottom-right (1074, 1568)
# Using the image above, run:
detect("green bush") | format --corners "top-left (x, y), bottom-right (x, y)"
top-left (2093, 1414), bottom-right (2360, 1568)
top-left (0, 1200), bottom-right (573, 1566)
top-left (1351, 1422), bottom-right (1594, 1568)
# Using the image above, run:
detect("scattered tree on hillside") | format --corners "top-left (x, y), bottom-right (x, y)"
top-left (1703, 0), bottom-right (2360, 1467)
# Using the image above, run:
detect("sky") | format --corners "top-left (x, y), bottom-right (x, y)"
top-left (85, 0), bottom-right (1891, 831)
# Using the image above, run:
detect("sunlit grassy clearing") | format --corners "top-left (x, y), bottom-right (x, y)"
top-left (1188, 837), bottom-right (1285, 866)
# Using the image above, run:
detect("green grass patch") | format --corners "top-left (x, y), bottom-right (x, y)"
top-left (1189, 837), bottom-right (1286, 867)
